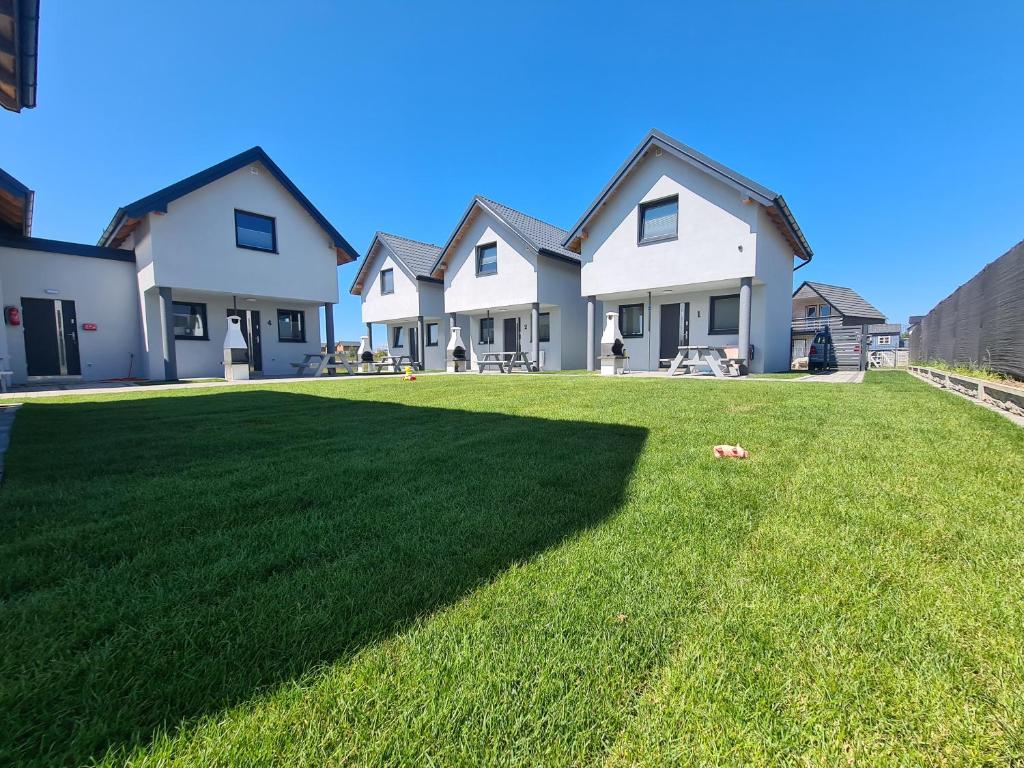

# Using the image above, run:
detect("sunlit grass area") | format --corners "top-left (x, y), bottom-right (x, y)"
top-left (1, 372), bottom-right (1022, 766)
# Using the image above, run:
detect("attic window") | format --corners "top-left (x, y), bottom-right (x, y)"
top-left (235, 210), bottom-right (277, 252)
top-left (476, 243), bottom-right (497, 276)
top-left (638, 196), bottom-right (678, 244)
top-left (380, 269), bottom-right (394, 295)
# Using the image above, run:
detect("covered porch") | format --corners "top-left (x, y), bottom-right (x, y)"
top-left (584, 277), bottom-right (758, 373)
top-left (449, 302), bottom-right (563, 371)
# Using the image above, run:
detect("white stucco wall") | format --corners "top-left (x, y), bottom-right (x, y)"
top-left (754, 206), bottom-right (800, 372)
top-left (579, 151), bottom-right (759, 297)
top-left (359, 241), bottom-right (422, 324)
top-left (0, 246), bottom-right (142, 383)
top-left (142, 162), bottom-right (339, 303)
top-left (538, 258), bottom-right (587, 370)
top-left (385, 319), bottom-right (448, 370)
top-left (443, 212), bottom-right (539, 314)
top-left (169, 291), bottom-right (321, 379)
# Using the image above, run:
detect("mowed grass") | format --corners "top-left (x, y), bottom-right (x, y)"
top-left (0, 372), bottom-right (1022, 766)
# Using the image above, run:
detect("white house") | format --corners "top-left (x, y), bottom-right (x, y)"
top-left (429, 196), bottom-right (587, 371)
top-left (350, 232), bottom-right (446, 370)
top-left (0, 148), bottom-right (358, 384)
top-left (563, 129), bottom-right (813, 373)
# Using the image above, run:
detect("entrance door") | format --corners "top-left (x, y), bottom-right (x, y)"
top-left (22, 297), bottom-right (81, 376)
top-left (503, 317), bottom-right (520, 352)
top-left (659, 303), bottom-right (689, 365)
top-left (408, 326), bottom-right (419, 365)
top-left (226, 309), bottom-right (263, 373)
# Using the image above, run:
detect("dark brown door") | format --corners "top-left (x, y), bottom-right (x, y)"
top-left (226, 309), bottom-right (263, 373)
top-left (503, 318), bottom-right (520, 352)
top-left (22, 298), bottom-right (80, 376)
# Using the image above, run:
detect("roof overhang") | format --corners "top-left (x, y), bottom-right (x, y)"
top-left (98, 147), bottom-right (360, 265)
top-left (563, 129), bottom-right (812, 263)
top-left (0, 0), bottom-right (38, 113)
top-left (0, 166), bottom-right (33, 235)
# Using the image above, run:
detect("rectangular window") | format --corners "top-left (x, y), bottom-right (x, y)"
top-left (380, 269), bottom-right (394, 295)
top-left (392, 326), bottom-right (404, 347)
top-left (277, 309), bottom-right (305, 342)
top-left (476, 243), bottom-right (498, 276)
top-left (235, 210), bottom-right (277, 252)
top-left (538, 312), bottom-right (550, 343)
top-left (479, 317), bottom-right (495, 344)
top-left (172, 301), bottom-right (208, 340)
top-left (426, 323), bottom-right (438, 346)
top-left (709, 294), bottom-right (740, 335)
top-left (638, 195), bottom-right (678, 243)
top-left (876, 335), bottom-right (891, 346)
top-left (618, 303), bottom-right (644, 338)
top-left (805, 305), bottom-right (817, 319)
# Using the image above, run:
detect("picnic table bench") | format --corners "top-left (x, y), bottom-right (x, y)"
top-left (666, 346), bottom-right (745, 378)
top-left (477, 351), bottom-right (514, 373)
top-left (374, 354), bottom-right (419, 373)
top-left (291, 352), bottom-right (359, 377)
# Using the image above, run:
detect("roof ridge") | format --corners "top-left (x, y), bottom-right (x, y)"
top-left (475, 195), bottom-right (571, 237)
top-left (378, 231), bottom-right (442, 249)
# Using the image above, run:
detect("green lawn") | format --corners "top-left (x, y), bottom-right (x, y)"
top-left (1, 373), bottom-right (1022, 766)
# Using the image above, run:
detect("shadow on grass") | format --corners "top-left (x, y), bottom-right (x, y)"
top-left (0, 389), bottom-right (646, 766)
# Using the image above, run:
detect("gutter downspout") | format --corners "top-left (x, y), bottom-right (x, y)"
top-left (794, 254), bottom-right (812, 273)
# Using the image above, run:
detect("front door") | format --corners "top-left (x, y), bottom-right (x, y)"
top-left (226, 309), bottom-right (263, 373)
top-left (22, 297), bottom-right (81, 377)
top-left (503, 317), bottom-right (520, 352)
top-left (408, 326), bottom-right (419, 364)
top-left (658, 303), bottom-right (689, 366)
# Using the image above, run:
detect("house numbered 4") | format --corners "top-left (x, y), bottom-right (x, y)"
top-left (0, 148), bottom-right (358, 384)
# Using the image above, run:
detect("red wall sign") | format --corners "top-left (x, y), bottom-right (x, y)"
top-left (82, 322), bottom-right (98, 331)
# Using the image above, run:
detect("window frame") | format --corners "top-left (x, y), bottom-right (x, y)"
top-left (426, 323), bottom-right (439, 347)
top-left (392, 326), bottom-right (404, 348)
top-left (380, 268), bottom-right (394, 295)
top-left (172, 301), bottom-right (209, 341)
top-left (538, 312), bottom-right (551, 343)
top-left (234, 209), bottom-right (278, 253)
top-left (476, 242), bottom-right (498, 276)
top-left (618, 303), bottom-right (644, 338)
top-left (479, 317), bottom-right (495, 344)
top-left (637, 194), bottom-right (679, 245)
top-left (276, 308), bottom-right (306, 343)
top-left (876, 335), bottom-right (891, 346)
top-left (708, 294), bottom-right (741, 336)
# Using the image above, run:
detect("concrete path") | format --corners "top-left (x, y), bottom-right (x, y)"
top-left (793, 370), bottom-right (865, 383)
top-left (0, 405), bottom-right (19, 485)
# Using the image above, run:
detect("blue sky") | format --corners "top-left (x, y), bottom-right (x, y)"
top-left (3, 1), bottom-right (1022, 341)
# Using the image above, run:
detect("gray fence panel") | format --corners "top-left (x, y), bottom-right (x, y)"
top-left (909, 240), bottom-right (1024, 379)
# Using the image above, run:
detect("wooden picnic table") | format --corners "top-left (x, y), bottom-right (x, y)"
top-left (291, 352), bottom-right (360, 377)
top-left (666, 345), bottom-right (745, 378)
top-left (374, 354), bottom-right (419, 373)
top-left (477, 351), bottom-right (515, 373)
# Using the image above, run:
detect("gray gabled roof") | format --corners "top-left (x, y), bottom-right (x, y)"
top-left (349, 231), bottom-right (442, 295)
top-left (795, 281), bottom-right (886, 322)
top-left (430, 195), bottom-right (578, 277)
top-left (562, 129), bottom-right (812, 261)
top-left (868, 323), bottom-right (901, 335)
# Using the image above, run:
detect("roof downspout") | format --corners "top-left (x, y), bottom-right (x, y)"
top-left (793, 253), bottom-right (812, 272)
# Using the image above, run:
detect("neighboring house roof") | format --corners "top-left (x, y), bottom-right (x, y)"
top-left (908, 315), bottom-right (924, 327)
top-left (98, 146), bottom-right (360, 264)
top-left (868, 323), bottom-right (902, 335)
top-left (430, 195), bottom-right (578, 278)
top-left (349, 231), bottom-right (442, 294)
top-left (0, 233), bottom-right (135, 262)
top-left (0, 0), bottom-right (39, 113)
top-left (0, 167), bottom-right (34, 235)
top-left (562, 128), bottom-right (812, 262)
top-left (795, 281), bottom-right (886, 322)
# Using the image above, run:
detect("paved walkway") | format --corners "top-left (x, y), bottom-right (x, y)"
top-left (793, 370), bottom-right (865, 383)
top-left (0, 405), bottom-right (19, 485)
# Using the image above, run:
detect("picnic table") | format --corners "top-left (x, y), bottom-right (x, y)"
top-left (665, 345), bottom-right (745, 378)
top-left (374, 354), bottom-right (419, 373)
top-left (477, 351), bottom-right (515, 373)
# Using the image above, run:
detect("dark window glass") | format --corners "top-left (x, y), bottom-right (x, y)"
top-left (709, 294), bottom-right (740, 334)
top-left (172, 302), bottom-right (208, 340)
top-left (618, 304), bottom-right (644, 338)
top-left (426, 323), bottom-right (438, 346)
top-left (479, 317), bottom-right (494, 344)
top-left (538, 312), bottom-right (550, 343)
top-left (638, 196), bottom-right (678, 243)
top-left (805, 305), bottom-right (817, 318)
top-left (277, 309), bottom-right (306, 342)
top-left (392, 326), bottom-right (403, 347)
top-left (380, 269), bottom-right (394, 294)
top-left (235, 210), bottom-right (276, 252)
top-left (476, 243), bottom-right (498, 276)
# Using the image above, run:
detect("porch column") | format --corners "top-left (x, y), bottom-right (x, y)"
top-left (157, 286), bottom-right (178, 381)
top-left (324, 303), bottom-right (335, 375)
top-left (366, 323), bottom-right (373, 350)
top-left (531, 302), bottom-right (540, 369)
top-left (586, 295), bottom-right (596, 371)
top-left (417, 315), bottom-right (426, 368)
top-left (738, 277), bottom-right (752, 371)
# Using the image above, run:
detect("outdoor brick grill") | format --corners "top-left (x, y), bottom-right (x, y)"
top-left (223, 315), bottom-right (250, 381)
top-left (447, 326), bottom-right (468, 372)
top-left (599, 311), bottom-right (626, 376)
top-left (357, 335), bottom-right (373, 372)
